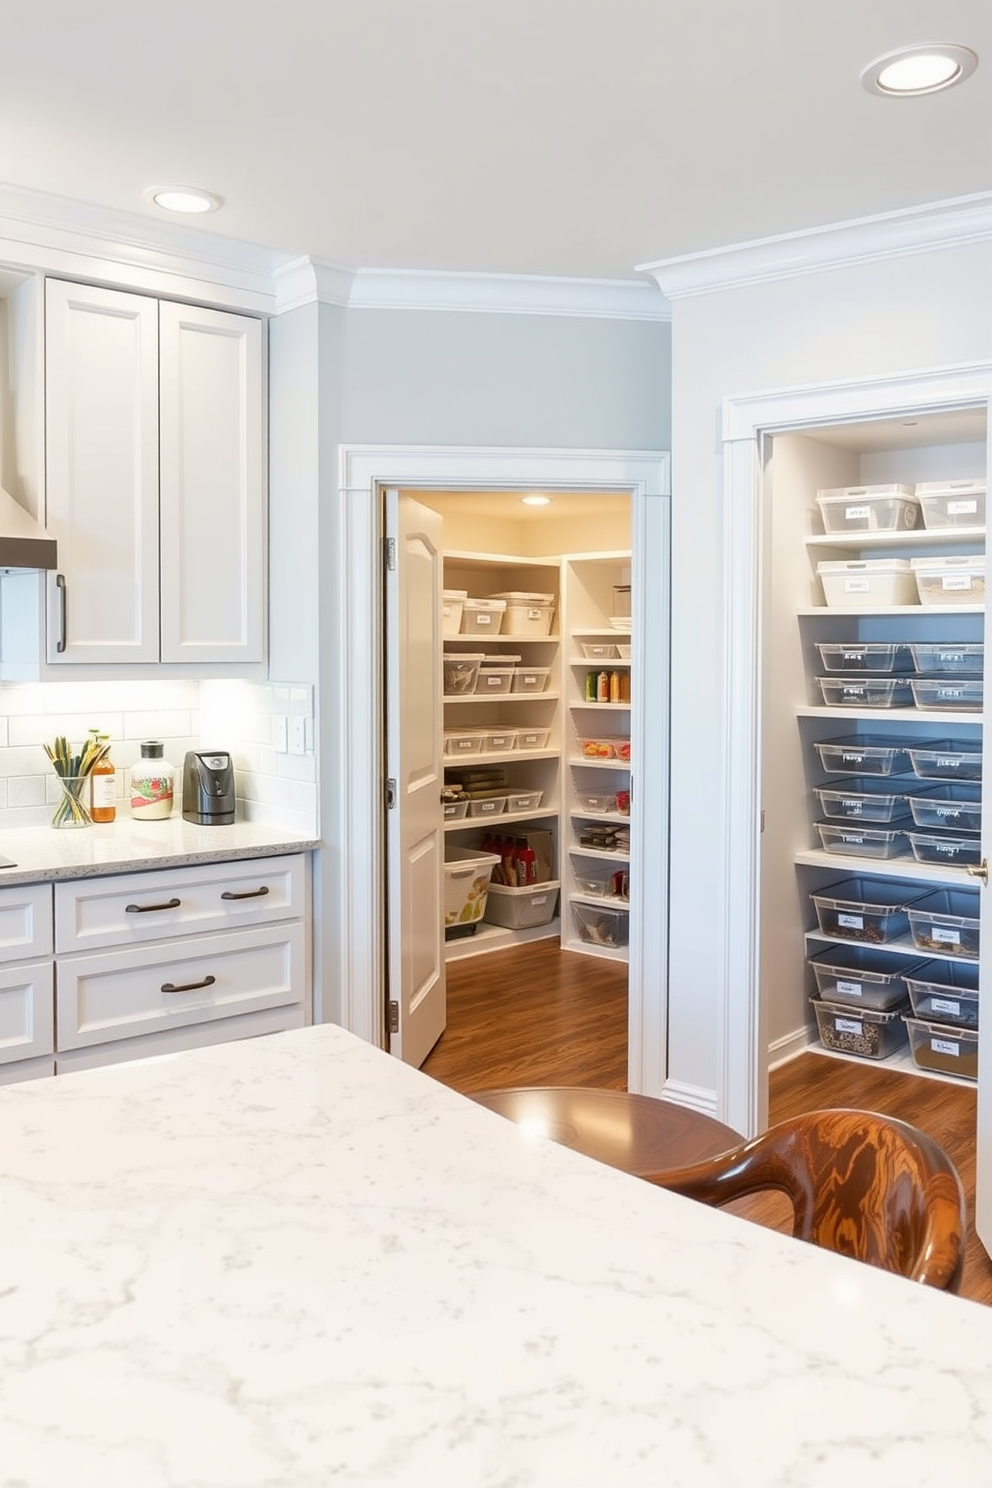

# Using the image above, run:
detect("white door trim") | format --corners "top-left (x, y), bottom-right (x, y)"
top-left (336, 444), bottom-right (670, 1093)
top-left (720, 362), bottom-right (992, 1137)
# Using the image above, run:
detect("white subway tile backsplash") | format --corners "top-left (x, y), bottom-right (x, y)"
top-left (7, 775), bottom-right (45, 808)
top-left (122, 711), bottom-right (192, 740)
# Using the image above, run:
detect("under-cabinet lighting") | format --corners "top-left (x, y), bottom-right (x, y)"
top-left (145, 184), bottom-right (224, 214)
top-left (521, 495), bottom-right (551, 507)
top-left (861, 44), bottom-right (977, 96)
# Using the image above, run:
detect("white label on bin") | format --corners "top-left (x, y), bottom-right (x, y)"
top-left (936, 759), bottom-right (960, 769)
top-left (442, 605), bottom-right (452, 617)
top-left (936, 807), bottom-right (962, 818)
top-left (937, 688), bottom-right (963, 700)
top-left (843, 650), bottom-right (866, 660)
top-left (931, 927), bottom-right (961, 945)
top-left (836, 980), bottom-right (862, 997)
top-left (844, 505), bottom-right (870, 520)
top-left (476, 613), bottom-right (493, 624)
top-left (490, 736), bottom-right (509, 746)
top-left (932, 1038), bottom-right (960, 1057)
top-left (934, 843), bottom-right (960, 856)
top-left (942, 574), bottom-right (972, 591)
top-left (486, 675), bottom-right (502, 686)
top-left (842, 687), bottom-right (866, 699)
top-left (531, 895), bottom-right (548, 906)
top-left (841, 799), bottom-right (863, 812)
top-left (841, 834), bottom-right (865, 845)
top-left (526, 608), bottom-right (540, 619)
top-left (939, 652), bottom-right (965, 663)
top-left (456, 740), bottom-right (474, 751)
top-left (932, 998), bottom-right (961, 1016)
top-left (522, 674), bottom-right (537, 685)
top-left (838, 913), bottom-right (864, 929)
top-left (948, 499), bottom-right (978, 515)
top-left (836, 1018), bottom-right (863, 1034)
top-left (479, 801), bottom-right (497, 813)
top-left (843, 578), bottom-right (871, 593)
top-left (841, 752), bottom-right (865, 763)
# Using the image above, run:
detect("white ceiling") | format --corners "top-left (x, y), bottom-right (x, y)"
top-left (1, 0), bottom-right (990, 281)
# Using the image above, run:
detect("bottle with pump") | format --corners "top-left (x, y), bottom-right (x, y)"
top-left (130, 741), bottom-right (175, 820)
top-left (89, 730), bottom-right (116, 823)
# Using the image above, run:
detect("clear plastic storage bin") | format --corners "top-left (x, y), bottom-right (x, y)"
top-left (810, 876), bottom-right (930, 944)
top-left (815, 484), bottom-right (918, 533)
top-left (574, 790), bottom-right (617, 812)
top-left (817, 676), bottom-right (914, 708)
top-left (814, 778), bottom-right (918, 823)
top-left (809, 997), bottom-right (908, 1060)
top-left (907, 782), bottom-right (982, 831)
top-left (442, 589), bottom-right (468, 637)
top-left (911, 555), bottom-right (986, 606)
top-left (816, 822), bottom-right (910, 859)
top-left (487, 592), bottom-right (556, 637)
top-left (910, 678), bottom-right (983, 711)
top-left (572, 901), bottom-right (629, 948)
top-left (814, 736), bottom-right (916, 777)
top-left (506, 789), bottom-right (543, 812)
top-left (511, 666), bottom-right (551, 694)
top-left (443, 846), bottom-right (501, 931)
top-left (576, 737), bottom-right (620, 759)
top-left (443, 729), bottom-right (486, 757)
top-left (907, 829), bottom-right (982, 867)
top-left (480, 729), bottom-right (517, 754)
top-left (815, 642), bottom-right (912, 674)
top-left (483, 880), bottom-right (560, 929)
top-left (475, 662), bottom-right (516, 695)
top-left (908, 741), bottom-right (982, 782)
top-left (907, 889), bottom-right (981, 959)
top-left (903, 1016), bottom-right (978, 1080)
top-left (915, 479), bottom-right (986, 530)
top-left (515, 727), bottom-right (551, 751)
top-left (460, 597), bottom-right (506, 636)
top-left (443, 653), bottom-right (484, 695)
top-left (905, 960), bottom-right (980, 1028)
top-left (816, 559), bottom-right (918, 609)
top-left (908, 642), bottom-right (984, 675)
top-left (807, 945), bottom-right (922, 1012)
top-left (443, 798), bottom-right (470, 821)
top-left (581, 641), bottom-right (617, 660)
top-left (574, 871), bottom-right (611, 897)
top-left (467, 794), bottom-right (508, 818)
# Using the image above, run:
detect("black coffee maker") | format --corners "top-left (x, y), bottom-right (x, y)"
top-left (182, 750), bottom-right (236, 825)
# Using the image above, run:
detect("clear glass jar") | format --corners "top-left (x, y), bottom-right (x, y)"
top-left (130, 741), bottom-right (175, 820)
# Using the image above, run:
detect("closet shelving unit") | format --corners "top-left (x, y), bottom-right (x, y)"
top-left (767, 424), bottom-right (987, 1087)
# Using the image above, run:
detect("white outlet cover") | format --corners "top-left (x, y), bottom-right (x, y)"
top-left (288, 716), bottom-right (306, 755)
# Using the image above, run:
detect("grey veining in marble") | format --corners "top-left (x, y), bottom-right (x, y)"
top-left (3, 1024), bottom-right (992, 1487)
top-left (0, 818), bottom-right (318, 885)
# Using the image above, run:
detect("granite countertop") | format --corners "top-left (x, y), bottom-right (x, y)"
top-left (3, 1023), bottom-right (992, 1487)
top-left (0, 818), bottom-right (319, 884)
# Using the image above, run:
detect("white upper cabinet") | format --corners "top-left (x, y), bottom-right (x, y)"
top-left (44, 280), bottom-right (265, 666)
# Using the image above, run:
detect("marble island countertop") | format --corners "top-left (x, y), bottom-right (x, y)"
top-left (3, 1024), bottom-right (992, 1486)
top-left (0, 817), bottom-right (319, 884)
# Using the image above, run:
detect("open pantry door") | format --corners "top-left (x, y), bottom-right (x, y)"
top-left (384, 488), bottom-right (447, 1066)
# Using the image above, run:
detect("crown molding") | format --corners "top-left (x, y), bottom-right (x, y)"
top-left (274, 259), bottom-right (671, 321)
top-left (0, 181), bottom-right (284, 311)
top-left (637, 191), bottom-right (992, 301)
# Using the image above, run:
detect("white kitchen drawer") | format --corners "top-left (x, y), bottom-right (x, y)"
top-left (0, 959), bottom-right (54, 1066)
top-left (0, 882), bottom-right (54, 962)
top-left (56, 921), bottom-right (306, 1051)
top-left (55, 854), bottom-right (306, 953)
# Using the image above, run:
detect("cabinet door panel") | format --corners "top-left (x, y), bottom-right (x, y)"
top-left (0, 959), bottom-right (54, 1065)
top-left (45, 281), bottom-right (160, 663)
top-left (159, 303), bottom-right (264, 664)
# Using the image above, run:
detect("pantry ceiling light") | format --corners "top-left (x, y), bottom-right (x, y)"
top-left (144, 184), bottom-right (224, 214)
top-left (521, 495), bottom-right (551, 506)
top-left (861, 44), bottom-right (977, 97)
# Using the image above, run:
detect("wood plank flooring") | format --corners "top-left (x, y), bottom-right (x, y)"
top-left (422, 938), bottom-right (992, 1305)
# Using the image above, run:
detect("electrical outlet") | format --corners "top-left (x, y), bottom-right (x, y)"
top-left (287, 716), bottom-right (306, 755)
top-left (272, 715), bottom-right (288, 752)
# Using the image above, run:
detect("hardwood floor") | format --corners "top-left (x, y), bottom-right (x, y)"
top-left (423, 937), bottom-right (992, 1304)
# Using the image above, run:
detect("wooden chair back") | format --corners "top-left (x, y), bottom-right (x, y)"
top-left (651, 1108), bottom-right (966, 1291)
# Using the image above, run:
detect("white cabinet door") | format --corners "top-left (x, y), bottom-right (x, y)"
top-left (159, 302), bottom-right (264, 664)
top-left (0, 960), bottom-right (54, 1066)
top-left (45, 280), bottom-right (160, 663)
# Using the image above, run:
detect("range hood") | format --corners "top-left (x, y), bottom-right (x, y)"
top-left (0, 486), bottom-right (57, 571)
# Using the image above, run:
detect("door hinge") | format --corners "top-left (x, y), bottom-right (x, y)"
top-left (385, 777), bottom-right (397, 809)
top-left (384, 536), bottom-right (396, 571)
top-left (388, 1000), bottom-right (399, 1033)
top-left (760, 809), bottom-right (765, 833)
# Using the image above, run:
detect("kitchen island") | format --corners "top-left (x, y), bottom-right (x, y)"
top-left (3, 1024), bottom-right (992, 1487)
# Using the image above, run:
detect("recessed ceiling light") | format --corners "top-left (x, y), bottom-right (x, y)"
top-left (521, 495), bottom-right (551, 507)
top-left (861, 43), bottom-right (977, 96)
top-left (144, 184), bottom-right (224, 215)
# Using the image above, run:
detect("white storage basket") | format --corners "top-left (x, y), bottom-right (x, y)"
top-left (443, 847), bottom-right (501, 928)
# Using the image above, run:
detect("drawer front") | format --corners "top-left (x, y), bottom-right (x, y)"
top-left (55, 854), bottom-right (307, 953)
top-left (56, 922), bottom-right (306, 1050)
top-left (0, 959), bottom-right (55, 1065)
top-left (0, 883), bottom-right (54, 962)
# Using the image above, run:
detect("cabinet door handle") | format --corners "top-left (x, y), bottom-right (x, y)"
top-left (126, 896), bottom-right (182, 913)
top-left (161, 974), bottom-right (216, 995)
top-left (55, 573), bottom-right (67, 654)
top-left (221, 886), bottom-right (270, 901)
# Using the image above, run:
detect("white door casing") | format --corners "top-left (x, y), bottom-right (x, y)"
top-left (720, 362), bottom-right (992, 1255)
top-left (384, 490), bottom-right (446, 1065)
top-left (334, 445), bottom-right (671, 1097)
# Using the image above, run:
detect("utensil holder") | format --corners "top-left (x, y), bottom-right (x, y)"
top-left (52, 774), bottom-right (93, 828)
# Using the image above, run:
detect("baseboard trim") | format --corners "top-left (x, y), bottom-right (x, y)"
top-left (659, 1078), bottom-right (719, 1118)
top-left (768, 1025), bottom-right (812, 1072)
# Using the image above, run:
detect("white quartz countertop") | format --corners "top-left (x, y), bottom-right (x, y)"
top-left (0, 818), bottom-right (318, 884)
top-left (3, 1025), bottom-right (992, 1487)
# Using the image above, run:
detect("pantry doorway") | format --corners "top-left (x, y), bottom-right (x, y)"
top-left (336, 445), bottom-right (670, 1096)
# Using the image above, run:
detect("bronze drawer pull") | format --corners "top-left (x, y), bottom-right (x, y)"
top-left (221, 886), bottom-right (270, 901)
top-left (161, 974), bottom-right (216, 994)
top-left (126, 897), bottom-right (182, 913)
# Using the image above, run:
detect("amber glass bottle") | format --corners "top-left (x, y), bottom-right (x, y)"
top-left (90, 731), bottom-right (116, 823)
